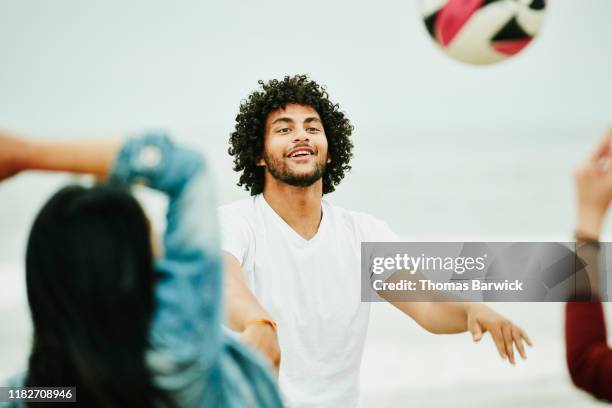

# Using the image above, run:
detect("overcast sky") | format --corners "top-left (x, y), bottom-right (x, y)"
top-left (1, 0), bottom-right (610, 138)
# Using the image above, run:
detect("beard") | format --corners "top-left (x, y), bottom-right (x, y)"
top-left (262, 150), bottom-right (327, 187)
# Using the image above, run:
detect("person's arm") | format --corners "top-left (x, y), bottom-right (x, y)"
top-left (110, 132), bottom-right (224, 368)
top-left (223, 254), bottom-right (281, 373)
top-left (389, 300), bottom-right (531, 365)
top-left (565, 129), bottom-right (612, 400)
top-left (0, 129), bottom-right (120, 180)
top-left (374, 266), bottom-right (531, 365)
top-left (2, 130), bottom-right (224, 368)
top-left (224, 253), bottom-right (272, 332)
top-left (365, 217), bottom-right (531, 365)
top-left (574, 130), bottom-right (612, 241)
top-left (565, 301), bottom-right (612, 400)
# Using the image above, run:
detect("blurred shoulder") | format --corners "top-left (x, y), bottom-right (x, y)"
top-left (325, 200), bottom-right (398, 242)
top-left (218, 196), bottom-right (257, 218)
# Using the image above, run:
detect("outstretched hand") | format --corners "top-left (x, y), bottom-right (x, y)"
top-left (467, 303), bottom-right (532, 365)
top-left (0, 130), bottom-right (28, 181)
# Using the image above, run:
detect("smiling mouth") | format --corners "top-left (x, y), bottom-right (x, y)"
top-left (287, 149), bottom-right (315, 158)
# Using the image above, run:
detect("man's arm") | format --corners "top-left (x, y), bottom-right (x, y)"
top-left (376, 267), bottom-right (531, 365)
top-left (389, 300), bottom-right (531, 365)
top-left (224, 252), bottom-right (281, 373)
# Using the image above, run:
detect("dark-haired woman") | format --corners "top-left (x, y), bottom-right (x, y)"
top-left (0, 131), bottom-right (283, 407)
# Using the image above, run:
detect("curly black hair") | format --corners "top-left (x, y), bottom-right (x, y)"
top-left (228, 75), bottom-right (354, 195)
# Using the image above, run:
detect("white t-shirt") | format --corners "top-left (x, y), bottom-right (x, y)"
top-left (219, 194), bottom-right (397, 407)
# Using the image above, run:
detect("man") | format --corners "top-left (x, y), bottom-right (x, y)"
top-left (221, 75), bottom-right (532, 407)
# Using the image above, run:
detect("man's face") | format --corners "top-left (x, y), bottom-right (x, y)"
top-left (259, 103), bottom-right (329, 188)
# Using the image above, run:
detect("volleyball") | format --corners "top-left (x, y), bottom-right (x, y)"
top-left (419, 0), bottom-right (547, 65)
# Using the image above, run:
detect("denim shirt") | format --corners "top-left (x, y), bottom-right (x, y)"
top-left (1, 133), bottom-right (282, 408)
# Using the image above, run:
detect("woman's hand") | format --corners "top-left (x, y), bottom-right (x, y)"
top-left (575, 129), bottom-right (612, 239)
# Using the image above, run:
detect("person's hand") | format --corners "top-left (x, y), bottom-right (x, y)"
top-left (0, 130), bottom-right (29, 181)
top-left (467, 303), bottom-right (532, 365)
top-left (241, 322), bottom-right (281, 376)
top-left (575, 129), bottom-right (612, 239)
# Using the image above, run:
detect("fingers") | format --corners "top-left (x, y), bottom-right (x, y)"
top-left (519, 328), bottom-right (533, 347)
top-left (486, 321), bottom-right (532, 364)
top-left (511, 327), bottom-right (527, 360)
top-left (491, 327), bottom-right (508, 361)
top-left (590, 129), bottom-right (612, 163)
top-left (469, 320), bottom-right (483, 342)
top-left (502, 323), bottom-right (515, 364)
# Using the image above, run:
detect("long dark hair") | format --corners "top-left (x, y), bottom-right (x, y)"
top-left (25, 184), bottom-right (165, 407)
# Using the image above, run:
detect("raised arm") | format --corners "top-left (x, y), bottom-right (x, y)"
top-left (565, 129), bottom-right (612, 400)
top-left (110, 132), bottom-right (223, 368)
top-left (1, 129), bottom-right (223, 368)
top-left (0, 129), bottom-right (120, 180)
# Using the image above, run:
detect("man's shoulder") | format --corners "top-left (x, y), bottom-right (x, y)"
top-left (219, 195), bottom-right (255, 211)
top-left (217, 196), bottom-right (261, 239)
top-left (325, 200), bottom-right (393, 238)
top-left (218, 195), bottom-right (258, 218)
